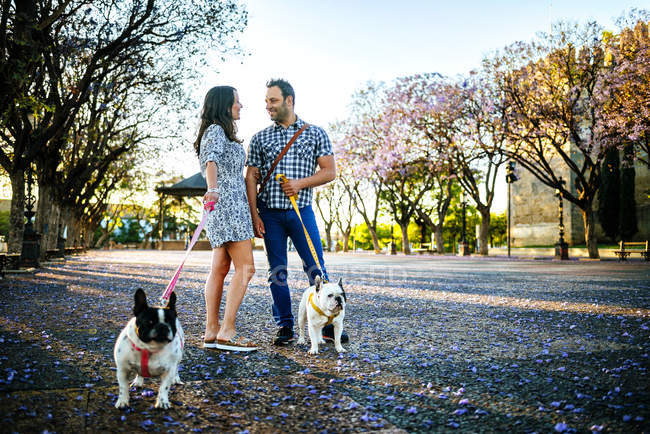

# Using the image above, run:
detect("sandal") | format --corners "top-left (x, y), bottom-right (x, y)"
top-left (215, 334), bottom-right (258, 352)
top-left (203, 337), bottom-right (218, 349)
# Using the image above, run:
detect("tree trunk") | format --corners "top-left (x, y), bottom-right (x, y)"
top-left (342, 230), bottom-right (350, 253)
top-left (35, 181), bottom-right (60, 259)
top-left (368, 226), bottom-right (381, 253)
top-left (8, 170), bottom-right (25, 254)
top-left (478, 208), bottom-right (490, 256)
top-left (399, 221), bottom-right (411, 255)
top-left (434, 227), bottom-right (444, 254)
top-left (60, 205), bottom-right (77, 247)
top-left (325, 224), bottom-right (333, 252)
top-left (95, 230), bottom-right (111, 249)
top-left (583, 207), bottom-right (599, 259)
top-left (359, 214), bottom-right (381, 253)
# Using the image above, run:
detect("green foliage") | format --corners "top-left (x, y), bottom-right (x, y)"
top-left (442, 200), bottom-right (480, 253)
top-left (0, 210), bottom-right (9, 237)
top-left (598, 148), bottom-right (620, 240)
top-left (111, 218), bottom-right (143, 244)
top-left (489, 212), bottom-right (507, 247)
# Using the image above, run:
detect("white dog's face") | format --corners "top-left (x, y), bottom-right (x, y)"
top-left (314, 278), bottom-right (346, 313)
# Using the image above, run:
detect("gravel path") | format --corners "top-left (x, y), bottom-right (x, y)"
top-left (1, 250), bottom-right (648, 433)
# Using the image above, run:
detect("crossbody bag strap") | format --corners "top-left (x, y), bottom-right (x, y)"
top-left (257, 123), bottom-right (310, 195)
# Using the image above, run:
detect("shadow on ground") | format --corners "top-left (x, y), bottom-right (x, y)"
top-left (1, 250), bottom-right (649, 433)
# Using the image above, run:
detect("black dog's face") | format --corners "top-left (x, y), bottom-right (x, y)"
top-left (133, 289), bottom-right (178, 344)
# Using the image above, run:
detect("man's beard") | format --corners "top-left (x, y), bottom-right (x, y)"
top-left (271, 102), bottom-right (291, 123)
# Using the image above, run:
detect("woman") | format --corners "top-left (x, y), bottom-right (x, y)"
top-left (194, 86), bottom-right (257, 351)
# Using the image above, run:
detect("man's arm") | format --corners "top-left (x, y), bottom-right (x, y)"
top-left (280, 155), bottom-right (336, 197)
top-left (245, 166), bottom-right (265, 237)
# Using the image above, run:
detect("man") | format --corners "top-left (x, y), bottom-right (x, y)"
top-left (245, 79), bottom-right (348, 346)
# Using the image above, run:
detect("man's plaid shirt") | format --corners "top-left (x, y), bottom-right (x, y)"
top-left (247, 117), bottom-right (333, 209)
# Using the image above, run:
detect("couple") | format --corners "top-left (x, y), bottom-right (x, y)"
top-left (194, 79), bottom-right (347, 351)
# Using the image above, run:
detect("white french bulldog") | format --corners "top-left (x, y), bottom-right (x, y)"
top-left (297, 276), bottom-right (347, 355)
top-left (114, 288), bottom-right (184, 409)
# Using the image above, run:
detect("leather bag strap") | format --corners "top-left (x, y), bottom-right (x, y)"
top-left (258, 123), bottom-right (310, 194)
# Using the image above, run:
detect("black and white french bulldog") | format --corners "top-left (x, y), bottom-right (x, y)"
top-left (114, 288), bottom-right (184, 409)
top-left (297, 276), bottom-right (347, 355)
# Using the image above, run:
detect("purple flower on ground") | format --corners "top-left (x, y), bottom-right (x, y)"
top-left (554, 422), bottom-right (568, 432)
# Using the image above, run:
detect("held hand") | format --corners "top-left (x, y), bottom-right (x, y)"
top-left (252, 214), bottom-right (265, 238)
top-left (203, 191), bottom-right (219, 207)
top-left (280, 178), bottom-right (302, 198)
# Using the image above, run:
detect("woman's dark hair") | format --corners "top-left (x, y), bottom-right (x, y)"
top-left (194, 86), bottom-right (241, 156)
top-left (267, 78), bottom-right (295, 106)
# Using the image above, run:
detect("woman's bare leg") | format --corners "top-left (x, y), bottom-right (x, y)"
top-left (216, 240), bottom-right (255, 341)
top-left (204, 247), bottom-right (231, 341)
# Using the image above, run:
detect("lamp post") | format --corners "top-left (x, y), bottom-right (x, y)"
top-left (459, 191), bottom-right (470, 256)
top-left (505, 161), bottom-right (519, 258)
top-left (21, 164), bottom-right (41, 268)
top-left (554, 177), bottom-right (569, 260)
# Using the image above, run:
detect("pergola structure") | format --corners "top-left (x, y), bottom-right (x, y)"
top-left (155, 172), bottom-right (206, 248)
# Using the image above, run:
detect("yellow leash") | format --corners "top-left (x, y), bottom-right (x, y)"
top-left (275, 173), bottom-right (327, 283)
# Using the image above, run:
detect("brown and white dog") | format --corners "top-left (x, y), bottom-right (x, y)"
top-left (297, 276), bottom-right (347, 355)
top-left (114, 289), bottom-right (184, 409)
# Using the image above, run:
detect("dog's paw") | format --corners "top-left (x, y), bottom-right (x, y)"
top-left (130, 375), bottom-right (144, 388)
top-left (308, 347), bottom-right (319, 355)
top-left (335, 346), bottom-right (347, 353)
top-left (296, 336), bottom-right (306, 345)
top-left (114, 397), bottom-right (130, 409)
top-left (173, 375), bottom-right (183, 385)
top-left (155, 397), bottom-right (171, 409)
top-left (318, 338), bottom-right (326, 345)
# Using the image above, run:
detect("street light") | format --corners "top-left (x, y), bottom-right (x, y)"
top-left (505, 161), bottom-right (519, 258)
top-left (554, 177), bottom-right (569, 260)
top-left (459, 191), bottom-right (470, 256)
top-left (21, 163), bottom-right (41, 268)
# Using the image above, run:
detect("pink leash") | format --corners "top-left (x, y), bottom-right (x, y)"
top-left (160, 201), bottom-right (215, 303)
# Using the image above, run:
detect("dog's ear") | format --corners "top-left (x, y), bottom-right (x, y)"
top-left (338, 278), bottom-right (347, 302)
top-left (134, 288), bottom-right (148, 316)
top-left (166, 291), bottom-right (177, 311)
top-left (314, 275), bottom-right (322, 292)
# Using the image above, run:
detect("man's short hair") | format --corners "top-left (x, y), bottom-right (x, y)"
top-left (267, 78), bottom-right (295, 105)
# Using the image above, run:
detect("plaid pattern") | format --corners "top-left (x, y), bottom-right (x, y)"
top-left (247, 117), bottom-right (333, 209)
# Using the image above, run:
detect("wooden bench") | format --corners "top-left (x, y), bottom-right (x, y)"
top-left (46, 249), bottom-right (63, 260)
top-left (412, 242), bottom-right (435, 254)
top-left (614, 241), bottom-right (650, 261)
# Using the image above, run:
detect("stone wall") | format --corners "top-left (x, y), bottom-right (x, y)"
top-left (512, 152), bottom-right (650, 246)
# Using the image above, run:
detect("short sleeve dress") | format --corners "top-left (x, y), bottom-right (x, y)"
top-left (199, 124), bottom-right (254, 248)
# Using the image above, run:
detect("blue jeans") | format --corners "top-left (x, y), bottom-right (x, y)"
top-left (258, 201), bottom-right (328, 329)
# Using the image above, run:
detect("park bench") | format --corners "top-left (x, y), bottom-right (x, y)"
top-left (46, 249), bottom-right (64, 260)
top-left (412, 242), bottom-right (434, 254)
top-left (614, 241), bottom-right (650, 261)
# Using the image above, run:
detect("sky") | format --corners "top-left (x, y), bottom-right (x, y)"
top-left (175, 0), bottom-right (647, 213)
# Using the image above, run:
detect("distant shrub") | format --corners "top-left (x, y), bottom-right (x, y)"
top-left (0, 210), bottom-right (9, 237)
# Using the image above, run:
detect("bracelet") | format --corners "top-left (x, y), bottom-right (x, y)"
top-left (207, 187), bottom-right (218, 193)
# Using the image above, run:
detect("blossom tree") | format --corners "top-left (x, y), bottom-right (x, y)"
top-left (386, 74), bottom-right (461, 254)
top-left (487, 21), bottom-right (616, 258)
top-left (332, 85), bottom-right (388, 254)
top-left (451, 72), bottom-right (509, 255)
top-left (596, 12), bottom-right (649, 166)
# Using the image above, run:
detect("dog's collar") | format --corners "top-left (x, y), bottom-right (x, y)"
top-left (309, 293), bottom-right (339, 326)
top-left (129, 338), bottom-right (157, 378)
